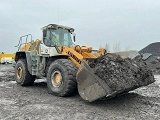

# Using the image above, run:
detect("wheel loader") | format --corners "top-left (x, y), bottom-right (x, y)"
top-left (14, 24), bottom-right (155, 102)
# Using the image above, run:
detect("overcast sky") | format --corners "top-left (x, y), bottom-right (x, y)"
top-left (0, 0), bottom-right (160, 53)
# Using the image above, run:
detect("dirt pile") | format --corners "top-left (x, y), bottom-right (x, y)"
top-left (139, 42), bottom-right (160, 74)
top-left (89, 53), bottom-right (155, 96)
top-left (139, 42), bottom-right (160, 56)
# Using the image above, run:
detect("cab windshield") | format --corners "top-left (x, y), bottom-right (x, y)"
top-left (43, 28), bottom-right (73, 47)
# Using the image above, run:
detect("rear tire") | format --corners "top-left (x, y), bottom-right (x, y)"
top-left (15, 59), bottom-right (35, 86)
top-left (47, 59), bottom-right (77, 96)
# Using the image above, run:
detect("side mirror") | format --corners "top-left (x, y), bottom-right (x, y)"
top-left (72, 33), bottom-right (76, 42)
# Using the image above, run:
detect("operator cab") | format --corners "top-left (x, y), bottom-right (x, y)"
top-left (42, 24), bottom-right (75, 47)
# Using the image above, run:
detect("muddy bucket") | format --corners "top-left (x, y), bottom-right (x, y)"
top-left (76, 54), bottom-right (155, 102)
top-left (77, 61), bottom-right (112, 102)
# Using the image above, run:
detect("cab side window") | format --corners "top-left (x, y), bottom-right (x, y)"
top-left (43, 30), bottom-right (51, 46)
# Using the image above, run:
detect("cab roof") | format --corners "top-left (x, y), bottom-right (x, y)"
top-left (41, 24), bottom-right (74, 32)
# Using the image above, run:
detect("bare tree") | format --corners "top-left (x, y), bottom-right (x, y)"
top-left (113, 42), bottom-right (121, 52)
top-left (105, 43), bottom-right (110, 52)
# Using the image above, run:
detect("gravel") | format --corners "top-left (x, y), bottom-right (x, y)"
top-left (0, 64), bottom-right (160, 120)
top-left (0, 64), bottom-right (14, 82)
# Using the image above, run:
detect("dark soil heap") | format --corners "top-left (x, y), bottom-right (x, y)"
top-left (139, 42), bottom-right (160, 74)
top-left (89, 53), bottom-right (155, 95)
top-left (139, 42), bottom-right (160, 56)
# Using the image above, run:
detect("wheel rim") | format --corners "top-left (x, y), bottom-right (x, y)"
top-left (17, 67), bottom-right (22, 79)
top-left (51, 71), bottom-right (62, 87)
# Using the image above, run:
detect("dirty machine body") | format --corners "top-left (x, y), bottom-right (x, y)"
top-left (14, 24), bottom-right (108, 102)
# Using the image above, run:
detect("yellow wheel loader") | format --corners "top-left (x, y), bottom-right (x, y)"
top-left (14, 24), bottom-right (154, 102)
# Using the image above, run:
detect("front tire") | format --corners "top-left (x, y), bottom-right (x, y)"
top-left (15, 59), bottom-right (35, 86)
top-left (47, 59), bottom-right (77, 96)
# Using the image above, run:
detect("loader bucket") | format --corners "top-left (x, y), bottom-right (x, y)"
top-left (77, 61), bottom-right (112, 102)
top-left (76, 54), bottom-right (155, 102)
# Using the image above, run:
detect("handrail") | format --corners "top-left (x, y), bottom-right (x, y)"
top-left (15, 34), bottom-right (33, 51)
